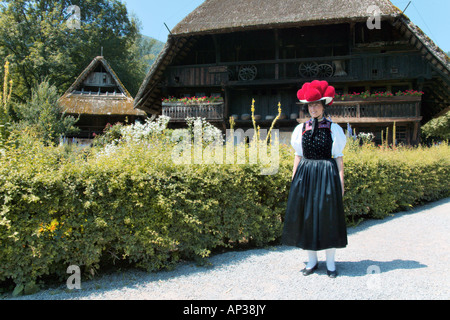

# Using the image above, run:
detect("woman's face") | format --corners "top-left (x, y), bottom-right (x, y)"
top-left (308, 101), bottom-right (324, 119)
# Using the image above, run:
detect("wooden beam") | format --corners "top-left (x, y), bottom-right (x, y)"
top-left (274, 29), bottom-right (279, 80)
top-left (224, 86), bottom-right (230, 119)
top-left (412, 121), bottom-right (420, 144)
top-left (212, 35), bottom-right (221, 64)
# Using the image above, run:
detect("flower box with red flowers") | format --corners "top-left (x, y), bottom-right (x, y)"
top-left (335, 90), bottom-right (424, 102)
top-left (162, 96), bottom-right (225, 121)
top-left (162, 96), bottom-right (224, 106)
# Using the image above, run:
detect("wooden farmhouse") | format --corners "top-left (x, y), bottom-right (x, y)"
top-left (134, 0), bottom-right (450, 145)
top-left (59, 56), bottom-right (146, 139)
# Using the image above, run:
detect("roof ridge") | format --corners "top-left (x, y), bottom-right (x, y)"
top-left (61, 56), bottom-right (132, 99)
top-left (171, 0), bottom-right (400, 36)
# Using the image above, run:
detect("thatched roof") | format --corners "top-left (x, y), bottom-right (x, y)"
top-left (171, 0), bottom-right (400, 36)
top-left (59, 95), bottom-right (139, 116)
top-left (134, 0), bottom-right (450, 114)
top-left (59, 56), bottom-right (146, 116)
top-left (134, 38), bottom-right (188, 114)
top-left (397, 17), bottom-right (450, 79)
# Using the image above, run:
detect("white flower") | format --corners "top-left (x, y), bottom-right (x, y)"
top-left (120, 115), bottom-right (171, 143)
top-left (186, 117), bottom-right (223, 144)
top-left (358, 132), bottom-right (375, 142)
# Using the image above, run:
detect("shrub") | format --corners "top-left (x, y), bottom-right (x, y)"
top-left (12, 80), bottom-right (79, 145)
top-left (343, 143), bottom-right (449, 223)
top-left (0, 119), bottom-right (448, 294)
top-left (421, 111), bottom-right (450, 140)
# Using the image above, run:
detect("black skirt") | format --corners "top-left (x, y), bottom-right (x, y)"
top-left (282, 158), bottom-right (348, 251)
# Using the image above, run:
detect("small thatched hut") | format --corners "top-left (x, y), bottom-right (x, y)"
top-left (59, 56), bottom-right (146, 139)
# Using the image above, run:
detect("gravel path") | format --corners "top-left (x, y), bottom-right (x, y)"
top-left (4, 197), bottom-right (449, 300)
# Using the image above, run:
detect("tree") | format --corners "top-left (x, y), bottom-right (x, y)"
top-left (0, 0), bottom-right (151, 101)
top-left (13, 80), bottom-right (79, 145)
top-left (421, 111), bottom-right (450, 140)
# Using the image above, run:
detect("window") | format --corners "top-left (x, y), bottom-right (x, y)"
top-left (396, 126), bottom-right (407, 145)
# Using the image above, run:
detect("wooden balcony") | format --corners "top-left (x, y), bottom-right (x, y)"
top-left (162, 97), bottom-right (422, 126)
top-left (298, 96), bottom-right (422, 124)
top-left (162, 102), bottom-right (224, 122)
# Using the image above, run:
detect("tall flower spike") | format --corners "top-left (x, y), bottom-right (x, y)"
top-left (251, 98), bottom-right (257, 134)
top-left (3, 61), bottom-right (10, 106)
top-left (7, 79), bottom-right (13, 102)
top-left (267, 102), bottom-right (282, 143)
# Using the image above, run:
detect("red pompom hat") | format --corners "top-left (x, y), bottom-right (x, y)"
top-left (297, 80), bottom-right (336, 105)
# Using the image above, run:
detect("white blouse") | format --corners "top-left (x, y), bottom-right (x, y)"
top-left (291, 122), bottom-right (347, 158)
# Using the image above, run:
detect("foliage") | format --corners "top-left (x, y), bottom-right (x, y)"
top-left (343, 142), bottom-right (449, 224)
top-left (0, 0), bottom-right (153, 100)
top-left (162, 96), bottom-right (224, 105)
top-left (92, 122), bottom-right (125, 148)
top-left (0, 123), bottom-right (290, 294)
top-left (185, 116), bottom-right (223, 146)
top-left (140, 35), bottom-right (165, 72)
top-left (336, 90), bottom-right (424, 100)
top-left (12, 80), bottom-right (79, 145)
top-left (0, 117), bottom-right (448, 295)
top-left (92, 116), bottom-right (172, 148)
top-left (357, 132), bottom-right (375, 144)
top-left (421, 111), bottom-right (450, 140)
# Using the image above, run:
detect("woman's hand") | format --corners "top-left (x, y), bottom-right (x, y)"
top-left (292, 156), bottom-right (302, 181)
top-left (335, 157), bottom-right (345, 197)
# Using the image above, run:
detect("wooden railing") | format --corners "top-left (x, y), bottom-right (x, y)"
top-left (298, 97), bottom-right (422, 123)
top-left (162, 99), bottom-right (421, 124)
top-left (162, 103), bottom-right (224, 122)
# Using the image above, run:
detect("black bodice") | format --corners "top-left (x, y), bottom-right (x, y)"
top-left (302, 119), bottom-right (333, 160)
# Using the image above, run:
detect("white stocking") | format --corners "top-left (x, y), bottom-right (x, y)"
top-left (306, 251), bottom-right (318, 269)
top-left (326, 249), bottom-right (336, 271)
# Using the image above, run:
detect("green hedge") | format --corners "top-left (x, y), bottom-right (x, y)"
top-left (343, 143), bottom-right (449, 223)
top-left (0, 135), bottom-right (449, 294)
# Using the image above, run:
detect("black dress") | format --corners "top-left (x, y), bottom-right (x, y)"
top-left (282, 119), bottom-right (348, 251)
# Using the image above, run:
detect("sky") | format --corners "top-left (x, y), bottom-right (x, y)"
top-left (123, 0), bottom-right (450, 53)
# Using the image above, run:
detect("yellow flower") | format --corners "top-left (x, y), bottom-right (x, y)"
top-left (48, 219), bottom-right (59, 232)
top-left (267, 102), bottom-right (282, 143)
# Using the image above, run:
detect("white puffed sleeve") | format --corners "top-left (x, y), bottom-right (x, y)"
top-left (331, 123), bottom-right (347, 158)
top-left (291, 123), bottom-right (304, 157)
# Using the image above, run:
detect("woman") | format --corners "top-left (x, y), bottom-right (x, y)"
top-left (282, 80), bottom-right (347, 278)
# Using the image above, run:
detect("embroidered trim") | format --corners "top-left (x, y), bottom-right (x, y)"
top-left (302, 119), bottom-right (332, 135)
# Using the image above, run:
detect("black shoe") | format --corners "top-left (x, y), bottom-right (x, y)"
top-left (327, 269), bottom-right (338, 278)
top-left (302, 263), bottom-right (319, 276)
